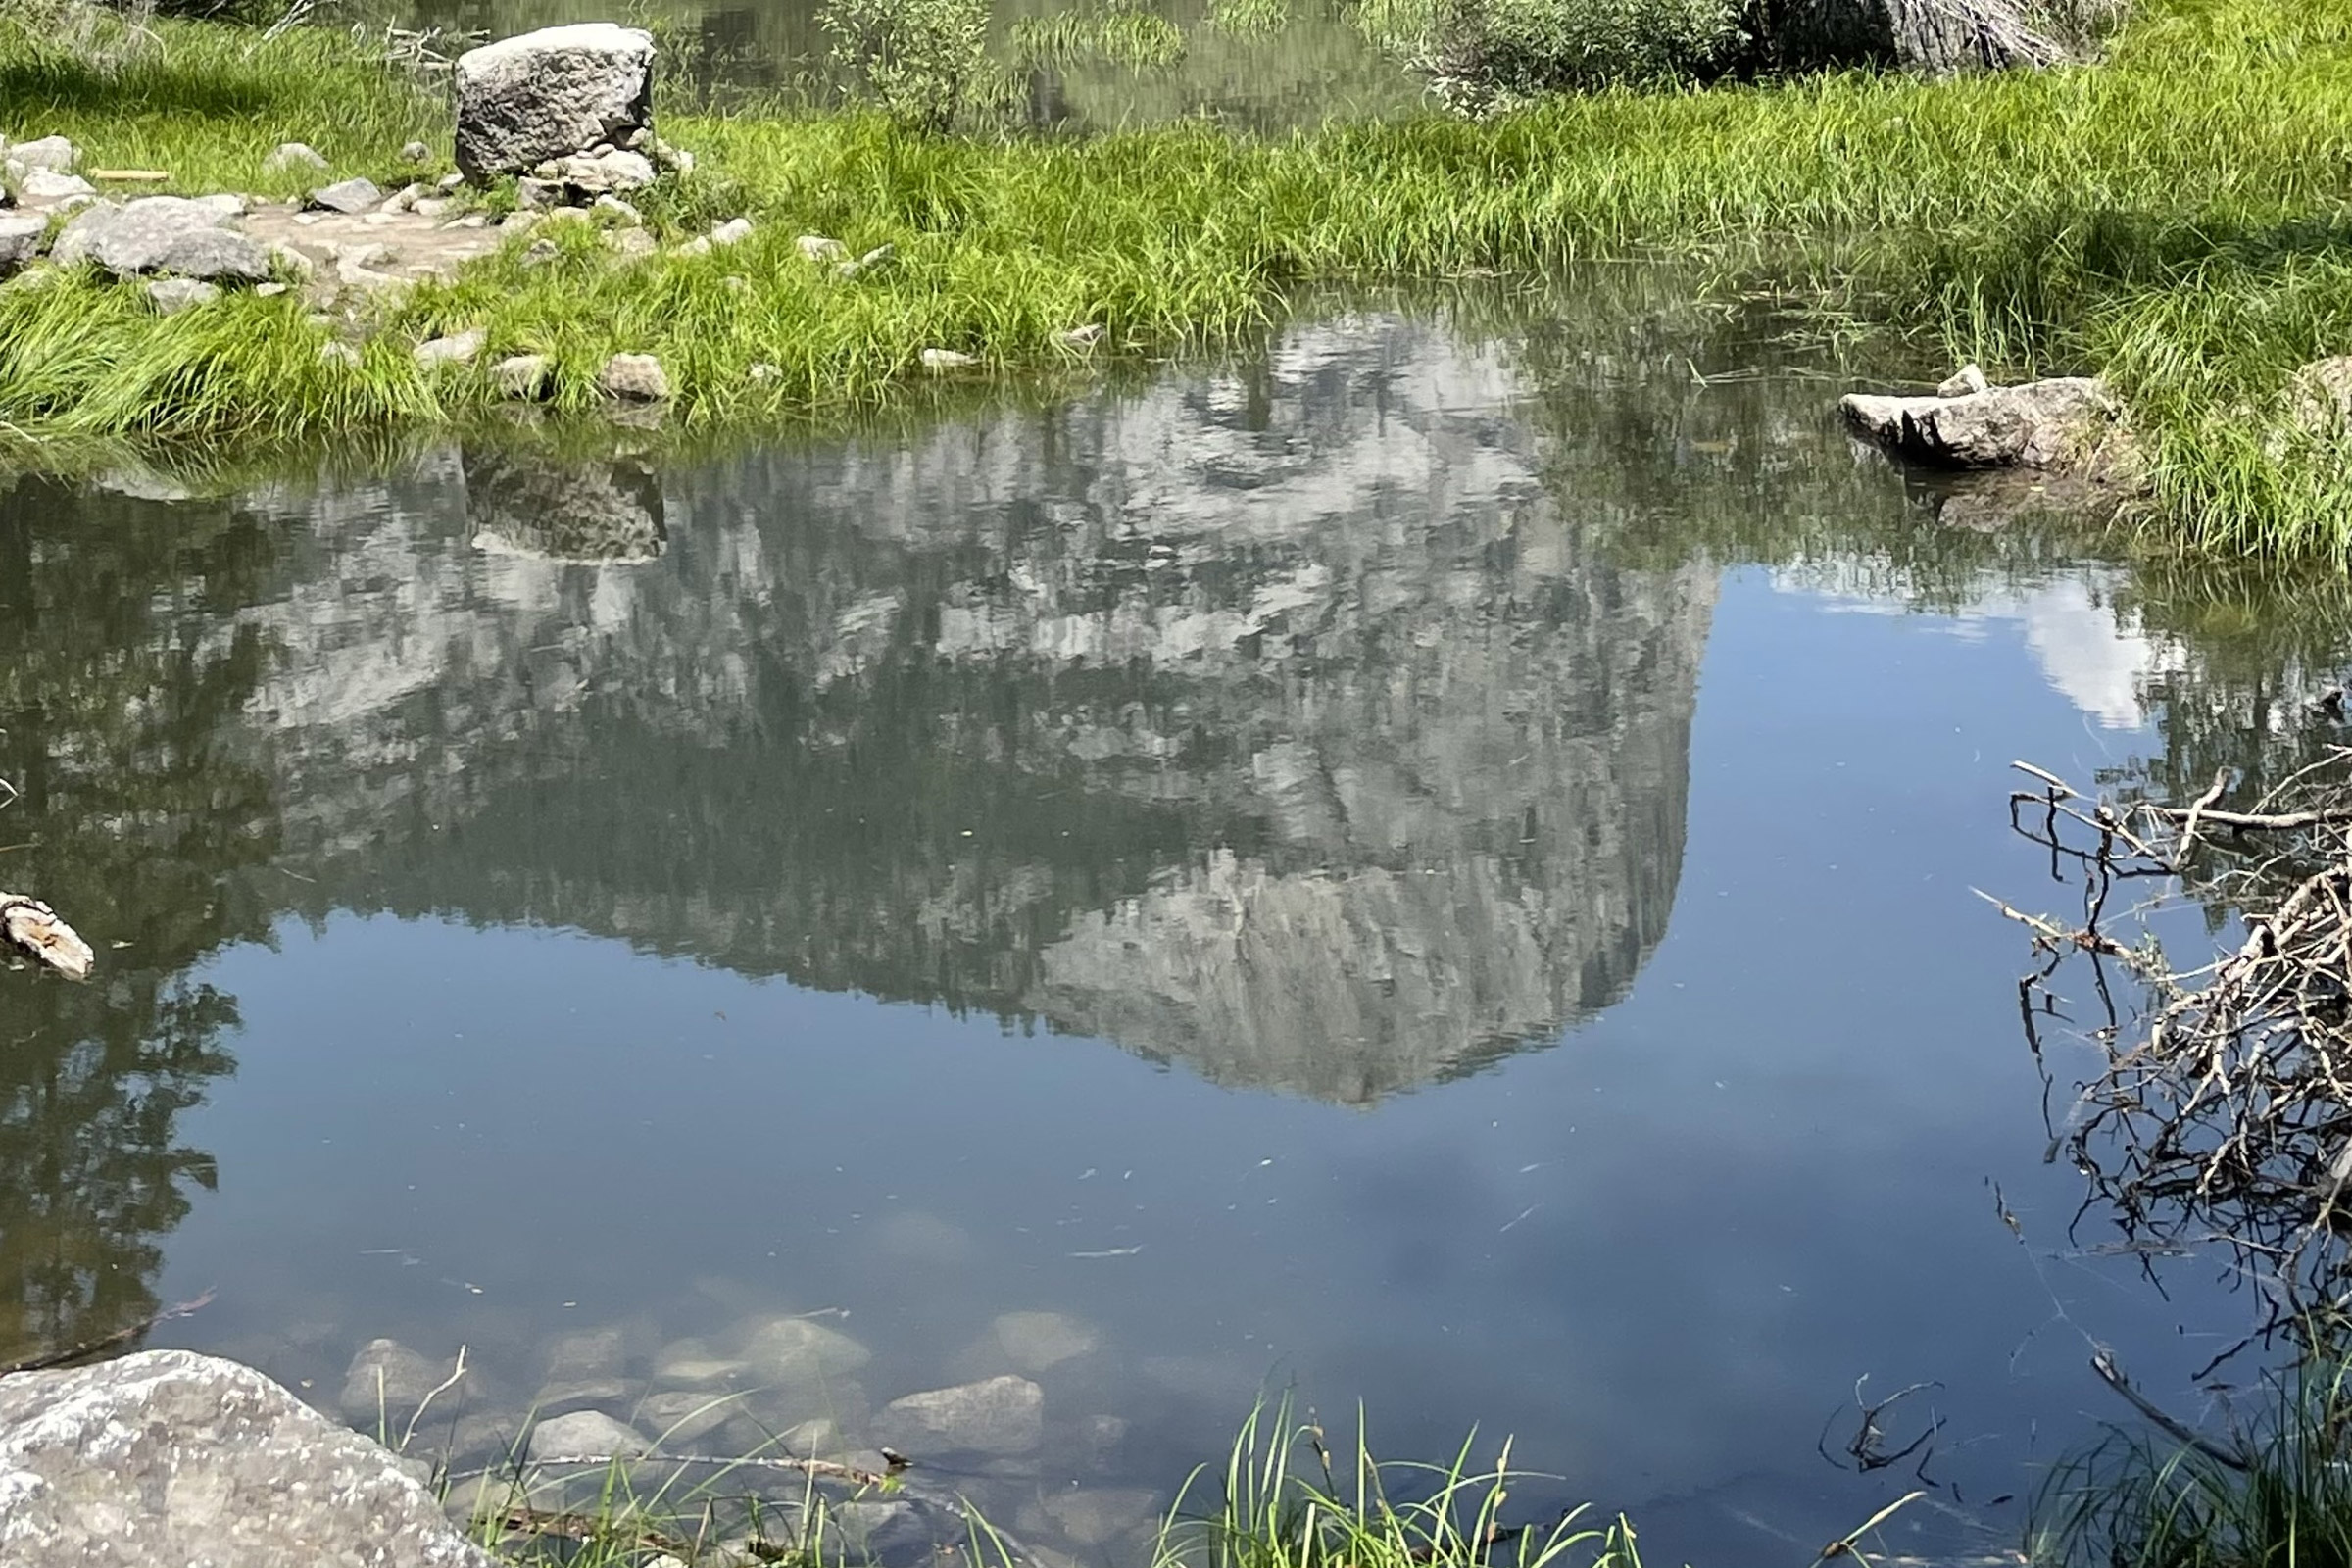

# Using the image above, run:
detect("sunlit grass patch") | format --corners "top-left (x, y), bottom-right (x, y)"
top-left (17, 0), bottom-right (2352, 556)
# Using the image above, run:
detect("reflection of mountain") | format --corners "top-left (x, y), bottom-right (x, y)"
top-left (225, 317), bottom-right (1711, 1102)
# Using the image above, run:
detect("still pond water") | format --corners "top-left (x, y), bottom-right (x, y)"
top-left (0, 291), bottom-right (2327, 1564)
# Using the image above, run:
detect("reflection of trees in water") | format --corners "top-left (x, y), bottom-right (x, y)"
top-left (0, 481), bottom-right (279, 1361)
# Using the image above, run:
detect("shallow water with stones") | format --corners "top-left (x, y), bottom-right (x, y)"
top-left (0, 287), bottom-right (2323, 1564)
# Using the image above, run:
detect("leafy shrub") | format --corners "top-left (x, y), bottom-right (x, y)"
top-left (819, 0), bottom-right (1011, 132)
top-left (1415, 0), bottom-right (1745, 111)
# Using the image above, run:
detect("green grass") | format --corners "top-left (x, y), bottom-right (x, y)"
top-left (15, 0), bottom-right (2352, 556)
top-left (2030, 1361), bottom-right (2352, 1568)
top-left (1154, 1398), bottom-right (1643, 1568)
top-left (445, 1397), bottom-right (1655, 1568)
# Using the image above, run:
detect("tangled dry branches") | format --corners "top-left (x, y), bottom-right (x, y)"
top-left (2003, 748), bottom-right (2352, 1348)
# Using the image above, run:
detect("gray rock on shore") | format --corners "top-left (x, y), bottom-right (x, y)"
top-left (18, 170), bottom-right (95, 207)
top-left (0, 1349), bottom-right (499, 1568)
top-left (414, 327), bottom-right (487, 368)
top-left (309, 176), bottom-right (384, 215)
top-left (52, 196), bottom-right (270, 282)
top-left (147, 277), bottom-right (220, 314)
top-left (0, 213), bottom-right (47, 272)
top-left (455, 24), bottom-right (656, 183)
top-left (597, 351), bottom-right (668, 402)
top-left (2287, 356), bottom-right (2352, 435)
top-left (265, 141), bottom-right (329, 173)
top-left (10, 134), bottom-right (77, 172)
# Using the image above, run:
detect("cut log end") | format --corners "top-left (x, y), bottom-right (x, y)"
top-left (1, 895), bottom-right (94, 981)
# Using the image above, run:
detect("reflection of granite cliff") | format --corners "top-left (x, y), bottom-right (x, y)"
top-left (233, 315), bottom-right (1712, 1101)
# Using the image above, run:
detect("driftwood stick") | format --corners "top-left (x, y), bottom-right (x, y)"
top-left (514, 1450), bottom-right (906, 1489)
top-left (0, 892), bottom-right (92, 979)
top-left (2091, 1348), bottom-right (2251, 1471)
top-left (2144, 805), bottom-right (2352, 832)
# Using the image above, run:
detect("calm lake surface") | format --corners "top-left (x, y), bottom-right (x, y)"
top-left (0, 290), bottom-right (2327, 1564)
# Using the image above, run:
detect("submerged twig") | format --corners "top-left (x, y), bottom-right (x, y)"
top-left (2002, 755), bottom-right (2352, 1349)
top-left (0, 1288), bottom-right (218, 1378)
top-left (515, 1449), bottom-right (906, 1489)
top-left (2090, 1348), bottom-right (2251, 1471)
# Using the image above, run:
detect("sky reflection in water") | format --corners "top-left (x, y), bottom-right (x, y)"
top-left (0, 298), bottom-right (2325, 1565)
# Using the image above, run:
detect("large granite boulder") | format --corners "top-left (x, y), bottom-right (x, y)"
top-left (50, 196), bottom-right (270, 281)
top-left (1752, 0), bottom-right (2068, 74)
top-left (0, 1348), bottom-right (498, 1567)
top-left (1839, 374), bottom-right (2117, 469)
top-left (455, 24), bottom-right (656, 183)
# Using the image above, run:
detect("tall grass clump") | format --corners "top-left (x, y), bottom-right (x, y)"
top-left (1408, 0), bottom-right (1744, 110)
top-left (2030, 1361), bottom-right (2352, 1568)
top-left (1011, 0), bottom-right (1188, 72)
top-left (1157, 1397), bottom-right (1642, 1568)
top-left (0, 5), bottom-right (436, 193)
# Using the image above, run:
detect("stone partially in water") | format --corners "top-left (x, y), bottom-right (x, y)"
top-left (1839, 376), bottom-right (2117, 470)
top-left (801, 1495), bottom-right (994, 1568)
top-left (639, 1388), bottom-right (745, 1445)
top-left (738, 1313), bottom-right (872, 1384)
top-left (988, 1310), bottom-right (1098, 1373)
top-left (875, 1375), bottom-right (1044, 1456)
top-left (1035, 1487), bottom-right (1159, 1547)
top-left (455, 24), bottom-right (656, 183)
top-left (653, 1337), bottom-right (750, 1390)
top-left (339, 1337), bottom-right (455, 1420)
top-left (779, 1415), bottom-right (846, 1457)
top-left (0, 1348), bottom-right (498, 1568)
top-left (597, 351), bottom-right (668, 402)
top-left (529, 1407), bottom-right (651, 1461)
top-left (532, 1378), bottom-right (636, 1416)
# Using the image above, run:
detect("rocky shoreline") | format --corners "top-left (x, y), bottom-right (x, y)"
top-left (2, 1301), bottom-right (1155, 1568)
top-left (0, 24), bottom-right (766, 407)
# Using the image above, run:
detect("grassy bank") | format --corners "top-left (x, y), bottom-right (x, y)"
top-left (464, 1401), bottom-right (1651, 1568)
top-left (9, 0), bottom-right (2352, 557)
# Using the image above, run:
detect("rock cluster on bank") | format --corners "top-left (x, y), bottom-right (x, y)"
top-left (0, 20), bottom-right (749, 409)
